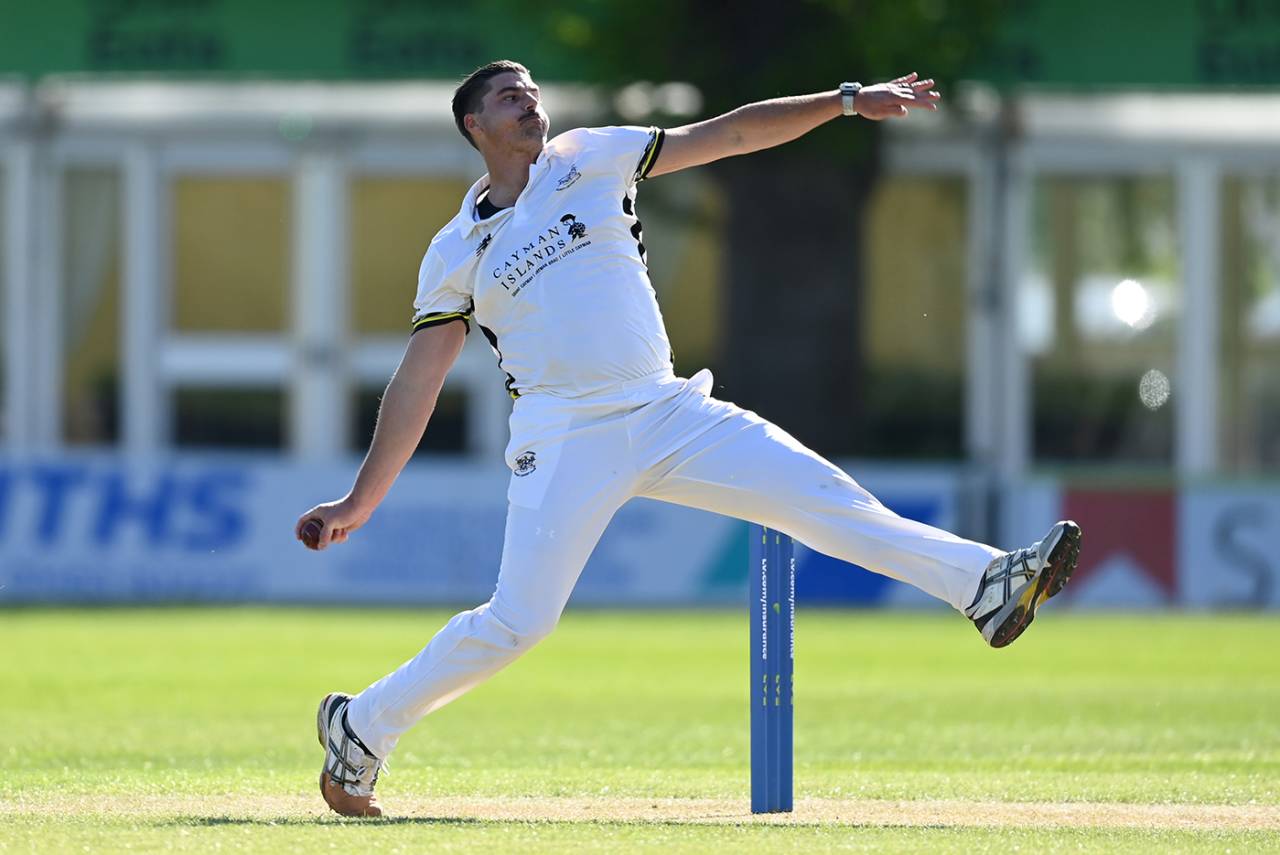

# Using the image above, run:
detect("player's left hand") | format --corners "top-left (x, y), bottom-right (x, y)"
top-left (854, 72), bottom-right (940, 121)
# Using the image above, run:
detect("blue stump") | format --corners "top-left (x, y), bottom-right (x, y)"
top-left (749, 525), bottom-right (794, 813)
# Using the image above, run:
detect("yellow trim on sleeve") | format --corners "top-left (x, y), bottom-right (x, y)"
top-left (635, 128), bottom-right (665, 182)
top-left (411, 311), bottom-right (471, 334)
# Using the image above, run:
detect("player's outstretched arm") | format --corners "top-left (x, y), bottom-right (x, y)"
top-left (647, 72), bottom-right (939, 179)
top-left (294, 320), bottom-right (467, 550)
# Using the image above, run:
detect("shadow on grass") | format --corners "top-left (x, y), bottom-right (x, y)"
top-left (158, 816), bottom-right (491, 827)
top-left (153, 814), bottom-right (950, 830)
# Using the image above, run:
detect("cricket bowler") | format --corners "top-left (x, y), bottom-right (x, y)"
top-left (295, 61), bottom-right (1083, 817)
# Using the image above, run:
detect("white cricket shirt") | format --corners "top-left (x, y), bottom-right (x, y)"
top-left (410, 126), bottom-right (674, 398)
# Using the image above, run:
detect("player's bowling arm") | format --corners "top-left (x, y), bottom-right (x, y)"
top-left (647, 74), bottom-right (939, 178)
top-left (345, 319), bottom-right (467, 515)
top-left (294, 320), bottom-right (465, 550)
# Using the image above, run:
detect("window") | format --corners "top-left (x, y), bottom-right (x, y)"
top-left (1022, 177), bottom-right (1179, 467)
top-left (1221, 176), bottom-right (1280, 473)
top-left (168, 176), bottom-right (290, 450)
top-left (173, 386), bottom-right (284, 449)
top-left (63, 169), bottom-right (122, 445)
top-left (635, 171), bottom-right (726, 372)
top-left (172, 176), bottom-right (289, 333)
top-left (350, 176), bottom-right (472, 334)
top-left (352, 383), bottom-right (467, 455)
top-left (862, 177), bottom-right (968, 459)
top-left (0, 165), bottom-right (6, 441)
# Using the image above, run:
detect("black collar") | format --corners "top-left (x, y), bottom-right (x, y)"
top-left (476, 190), bottom-right (508, 221)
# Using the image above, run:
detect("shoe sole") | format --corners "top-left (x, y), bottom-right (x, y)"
top-left (318, 771), bottom-right (383, 818)
top-left (988, 521), bottom-right (1082, 649)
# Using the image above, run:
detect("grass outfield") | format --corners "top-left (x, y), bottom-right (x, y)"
top-left (3, 608), bottom-right (1278, 853)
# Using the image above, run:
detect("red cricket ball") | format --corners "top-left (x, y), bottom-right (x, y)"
top-left (301, 518), bottom-right (324, 550)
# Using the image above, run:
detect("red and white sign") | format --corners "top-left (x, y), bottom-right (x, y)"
top-left (1004, 480), bottom-right (1280, 609)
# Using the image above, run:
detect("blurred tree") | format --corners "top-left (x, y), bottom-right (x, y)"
top-left (541, 0), bottom-right (1005, 454)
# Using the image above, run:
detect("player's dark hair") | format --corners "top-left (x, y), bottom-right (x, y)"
top-left (452, 60), bottom-right (531, 150)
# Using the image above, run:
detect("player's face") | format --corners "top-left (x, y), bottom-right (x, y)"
top-left (470, 71), bottom-right (548, 155)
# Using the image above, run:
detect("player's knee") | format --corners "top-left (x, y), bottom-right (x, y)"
top-left (482, 600), bottom-right (560, 651)
top-left (509, 612), bottom-right (559, 649)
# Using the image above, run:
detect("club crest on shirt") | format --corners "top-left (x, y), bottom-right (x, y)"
top-left (475, 233), bottom-right (493, 258)
top-left (555, 165), bottom-right (581, 191)
top-left (513, 451), bottom-right (537, 476)
top-left (560, 213), bottom-right (588, 241)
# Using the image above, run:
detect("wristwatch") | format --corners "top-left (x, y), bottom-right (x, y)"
top-left (840, 82), bottom-right (862, 117)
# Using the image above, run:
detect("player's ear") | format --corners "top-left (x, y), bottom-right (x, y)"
top-left (464, 113), bottom-right (482, 141)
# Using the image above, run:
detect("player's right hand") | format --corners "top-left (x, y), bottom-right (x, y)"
top-left (294, 498), bottom-right (372, 551)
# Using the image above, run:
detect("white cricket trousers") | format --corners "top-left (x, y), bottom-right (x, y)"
top-left (346, 369), bottom-right (1000, 759)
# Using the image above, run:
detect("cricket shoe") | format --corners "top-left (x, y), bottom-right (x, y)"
top-left (316, 692), bottom-right (385, 817)
top-left (965, 520), bottom-right (1082, 648)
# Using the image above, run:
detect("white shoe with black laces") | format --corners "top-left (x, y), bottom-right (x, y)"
top-left (316, 692), bottom-right (385, 817)
top-left (965, 521), bottom-right (1083, 648)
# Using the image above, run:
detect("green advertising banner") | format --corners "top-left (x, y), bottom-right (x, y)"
top-left (980, 0), bottom-right (1280, 88)
top-left (0, 0), bottom-right (584, 81)
top-left (2, 0), bottom-right (1280, 87)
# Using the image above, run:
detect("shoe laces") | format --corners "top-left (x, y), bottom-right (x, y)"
top-left (325, 713), bottom-right (389, 797)
top-left (967, 546), bottom-right (1036, 617)
top-left (992, 546), bottom-right (1037, 584)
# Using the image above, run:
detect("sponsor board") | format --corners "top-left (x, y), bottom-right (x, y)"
top-left (1181, 487), bottom-right (1280, 609)
top-left (0, 454), bottom-right (966, 607)
top-left (11, 455), bottom-right (1276, 608)
top-left (1002, 479), bottom-right (1280, 609)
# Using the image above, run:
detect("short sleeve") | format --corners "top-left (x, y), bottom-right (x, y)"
top-left (574, 125), bottom-right (666, 186)
top-left (410, 243), bottom-right (473, 335)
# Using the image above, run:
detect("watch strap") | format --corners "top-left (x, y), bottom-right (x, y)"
top-left (840, 82), bottom-right (862, 117)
